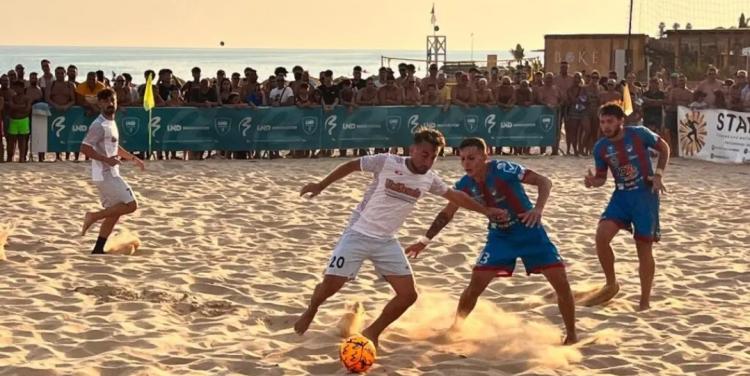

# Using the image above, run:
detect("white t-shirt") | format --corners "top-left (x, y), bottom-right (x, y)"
top-left (82, 115), bottom-right (121, 181)
top-left (269, 86), bottom-right (294, 105)
top-left (348, 153), bottom-right (449, 238)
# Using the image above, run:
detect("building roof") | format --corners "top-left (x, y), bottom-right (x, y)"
top-left (545, 33), bottom-right (649, 40)
top-left (665, 28), bottom-right (750, 35)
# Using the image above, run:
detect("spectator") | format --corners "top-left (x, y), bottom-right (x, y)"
top-left (76, 71), bottom-right (106, 116)
top-left (451, 72), bottom-right (475, 108)
top-left (355, 77), bottom-right (378, 106)
top-left (95, 70), bottom-right (110, 87)
top-left (7, 80), bottom-right (31, 162)
top-left (689, 90), bottom-right (709, 110)
top-left (403, 77), bottom-right (421, 106)
top-left (696, 66), bottom-right (722, 107)
top-left (112, 75), bottom-right (132, 108)
top-left (269, 75), bottom-right (294, 107)
top-left (67, 65), bottom-right (79, 85)
top-left (642, 77), bottom-right (666, 132)
top-left (377, 73), bottom-right (403, 105)
top-left (475, 78), bottom-right (494, 109)
top-left (25, 73), bottom-right (43, 103)
top-left (496, 76), bottom-right (516, 110)
top-left (38, 59), bottom-right (53, 93)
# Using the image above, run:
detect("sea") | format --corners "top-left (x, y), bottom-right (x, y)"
top-left (0, 45), bottom-right (542, 84)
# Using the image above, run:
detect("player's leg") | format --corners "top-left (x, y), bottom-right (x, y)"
top-left (295, 230), bottom-right (365, 335)
top-left (632, 191), bottom-right (660, 311)
top-left (83, 178), bottom-right (138, 236)
top-left (294, 274), bottom-right (348, 335)
top-left (453, 269), bottom-right (497, 328)
top-left (451, 237), bottom-right (515, 331)
top-left (362, 238), bottom-right (418, 347)
top-left (541, 267), bottom-right (577, 344)
top-left (595, 220), bottom-right (621, 287)
top-left (361, 274), bottom-right (417, 348)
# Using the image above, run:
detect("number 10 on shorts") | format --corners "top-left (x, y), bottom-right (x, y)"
top-left (329, 256), bottom-right (346, 268)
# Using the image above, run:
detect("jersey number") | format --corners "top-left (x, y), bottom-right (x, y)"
top-left (478, 252), bottom-right (490, 264)
top-left (329, 256), bottom-right (345, 268)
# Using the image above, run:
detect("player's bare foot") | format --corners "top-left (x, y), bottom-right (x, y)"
top-left (563, 333), bottom-right (578, 345)
top-left (361, 328), bottom-right (379, 349)
top-left (638, 301), bottom-right (650, 311)
top-left (81, 212), bottom-right (96, 236)
top-left (582, 282), bottom-right (620, 307)
top-left (294, 309), bottom-right (316, 335)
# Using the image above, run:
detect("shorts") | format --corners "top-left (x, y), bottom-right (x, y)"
top-left (324, 229), bottom-right (412, 279)
top-left (94, 175), bottom-right (136, 209)
top-left (601, 189), bottom-right (660, 242)
top-left (8, 117), bottom-right (30, 136)
top-left (474, 225), bottom-right (564, 277)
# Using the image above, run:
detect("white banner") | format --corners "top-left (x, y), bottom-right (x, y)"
top-left (677, 106), bottom-right (750, 164)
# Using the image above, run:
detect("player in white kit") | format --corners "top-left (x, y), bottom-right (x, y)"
top-left (80, 88), bottom-right (144, 254)
top-left (293, 128), bottom-right (508, 347)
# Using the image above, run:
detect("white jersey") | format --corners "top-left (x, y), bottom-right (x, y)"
top-left (348, 154), bottom-right (449, 239)
top-left (82, 114), bottom-right (121, 182)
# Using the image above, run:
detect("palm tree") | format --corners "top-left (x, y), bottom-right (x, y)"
top-left (510, 44), bottom-right (525, 64)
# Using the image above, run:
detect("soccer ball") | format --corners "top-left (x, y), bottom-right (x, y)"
top-left (339, 335), bottom-right (376, 373)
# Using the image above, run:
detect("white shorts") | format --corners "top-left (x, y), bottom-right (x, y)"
top-left (324, 229), bottom-right (413, 279)
top-left (94, 175), bottom-right (136, 208)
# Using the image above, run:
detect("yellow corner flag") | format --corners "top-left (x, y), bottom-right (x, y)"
top-left (143, 73), bottom-right (155, 155)
top-left (622, 83), bottom-right (633, 116)
top-left (143, 73), bottom-right (155, 112)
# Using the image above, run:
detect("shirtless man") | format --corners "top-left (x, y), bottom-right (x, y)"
top-left (599, 79), bottom-right (623, 104)
top-left (113, 75), bottom-right (132, 108)
top-left (45, 67), bottom-right (77, 161)
top-left (67, 65), bottom-right (79, 86)
top-left (39, 59), bottom-right (54, 93)
top-left (696, 66), bottom-right (723, 107)
top-left (513, 80), bottom-right (535, 155)
top-left (582, 71), bottom-right (603, 155)
top-left (377, 74), bottom-right (403, 105)
top-left (728, 70), bottom-right (747, 111)
top-left (665, 74), bottom-right (693, 156)
top-left (7, 81), bottom-right (32, 162)
top-left (554, 62), bottom-right (575, 155)
top-left (496, 76), bottom-right (516, 110)
top-left (25, 73), bottom-right (43, 103)
top-left (451, 73), bottom-right (476, 109)
top-left (403, 78), bottom-right (422, 106)
top-left (421, 83), bottom-right (442, 106)
top-left (535, 73), bottom-right (563, 155)
top-left (296, 83), bottom-right (317, 108)
top-left (339, 79), bottom-right (357, 111)
top-left (421, 64), bottom-right (439, 92)
top-left (475, 78), bottom-right (495, 109)
top-left (488, 67), bottom-right (502, 95)
top-left (356, 78), bottom-right (378, 106)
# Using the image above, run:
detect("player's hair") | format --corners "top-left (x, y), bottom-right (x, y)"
top-left (97, 88), bottom-right (116, 101)
top-left (599, 103), bottom-right (626, 119)
top-left (413, 127), bottom-right (446, 149)
top-left (459, 137), bottom-right (488, 153)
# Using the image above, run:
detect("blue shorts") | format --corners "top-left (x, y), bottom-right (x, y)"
top-left (601, 189), bottom-right (660, 242)
top-left (475, 224), bottom-right (564, 277)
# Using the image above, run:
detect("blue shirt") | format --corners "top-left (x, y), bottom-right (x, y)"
top-left (593, 126), bottom-right (659, 191)
top-left (454, 160), bottom-right (533, 231)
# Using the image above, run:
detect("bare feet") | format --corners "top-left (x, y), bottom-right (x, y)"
top-left (581, 282), bottom-right (620, 307)
top-left (81, 212), bottom-right (96, 236)
top-left (638, 301), bottom-right (651, 311)
top-left (361, 328), bottom-right (379, 349)
top-left (563, 333), bottom-right (578, 345)
top-left (294, 309), bottom-right (316, 335)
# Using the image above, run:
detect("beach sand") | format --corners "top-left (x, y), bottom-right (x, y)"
top-left (0, 156), bottom-right (748, 375)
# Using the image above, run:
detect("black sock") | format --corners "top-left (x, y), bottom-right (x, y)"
top-left (92, 237), bottom-right (107, 254)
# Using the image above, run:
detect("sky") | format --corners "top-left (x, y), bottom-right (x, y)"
top-left (0, 0), bottom-right (746, 51)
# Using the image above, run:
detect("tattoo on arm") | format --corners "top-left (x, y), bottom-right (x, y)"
top-left (426, 211), bottom-right (454, 239)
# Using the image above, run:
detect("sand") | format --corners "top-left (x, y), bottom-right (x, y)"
top-left (0, 156), bottom-right (748, 375)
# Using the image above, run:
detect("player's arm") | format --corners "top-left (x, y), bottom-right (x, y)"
top-left (405, 203), bottom-right (459, 258)
top-left (518, 170), bottom-right (551, 227)
top-left (80, 143), bottom-right (118, 167)
top-left (117, 145), bottom-right (145, 171)
top-left (650, 137), bottom-right (670, 194)
top-left (585, 146), bottom-right (608, 188)
top-left (300, 159), bottom-right (361, 198)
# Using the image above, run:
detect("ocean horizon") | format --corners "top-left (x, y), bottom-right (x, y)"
top-left (0, 45), bottom-right (543, 84)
